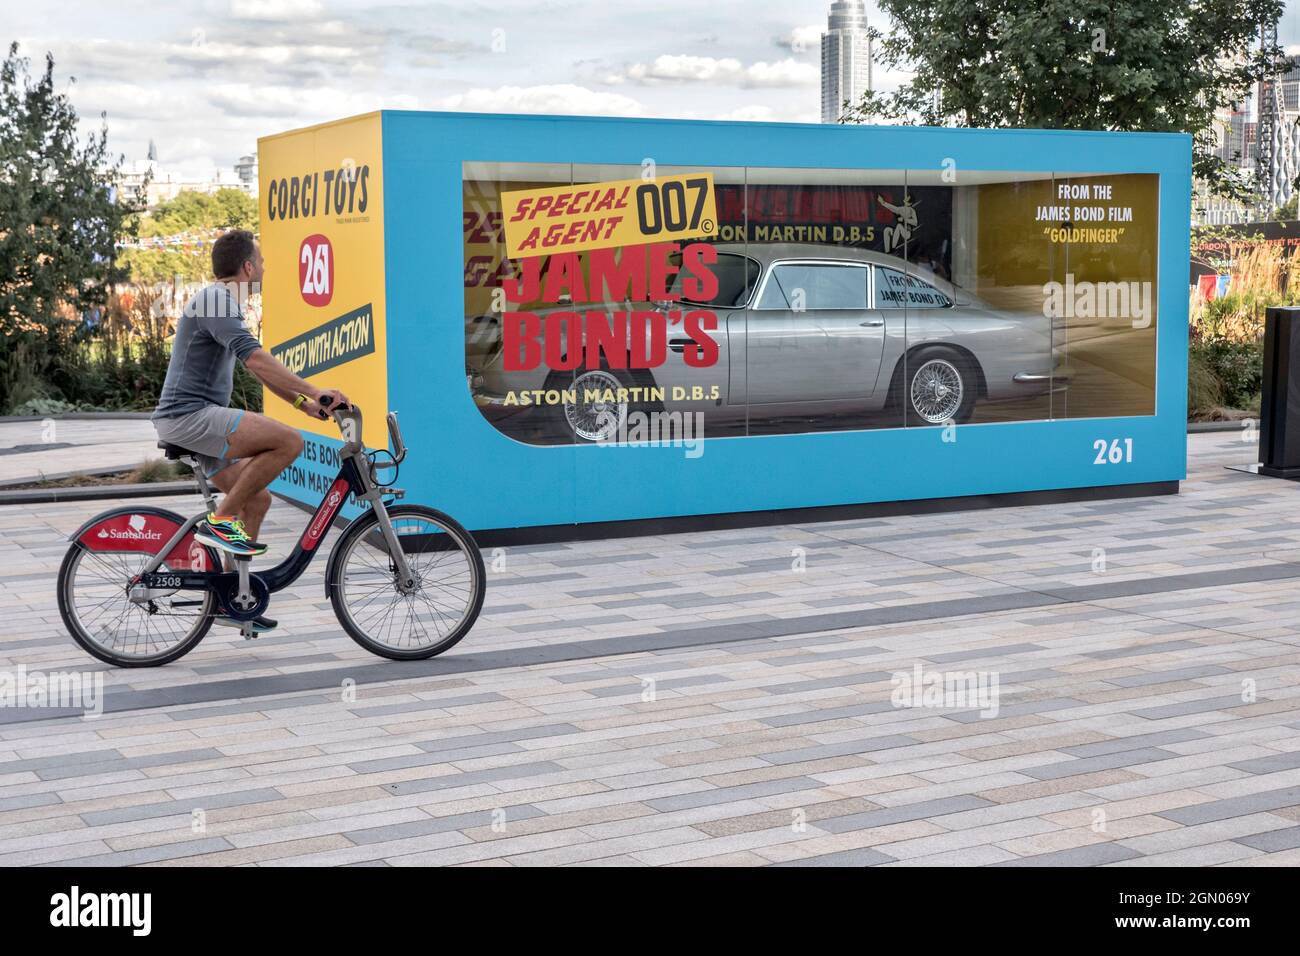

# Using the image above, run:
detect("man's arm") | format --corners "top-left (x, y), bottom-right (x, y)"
top-left (200, 297), bottom-right (349, 418)
top-left (244, 349), bottom-right (349, 420)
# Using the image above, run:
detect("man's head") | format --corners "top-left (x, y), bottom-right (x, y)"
top-left (212, 229), bottom-right (264, 285)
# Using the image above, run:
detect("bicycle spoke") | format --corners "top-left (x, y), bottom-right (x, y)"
top-left (335, 511), bottom-right (480, 654)
top-left (64, 545), bottom-right (211, 663)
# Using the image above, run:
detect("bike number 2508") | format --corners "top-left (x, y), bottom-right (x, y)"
top-left (1093, 438), bottom-right (1133, 464)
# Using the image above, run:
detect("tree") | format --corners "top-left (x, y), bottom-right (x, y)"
top-left (120, 188), bottom-right (258, 283)
top-left (844, 1), bottom-right (1286, 202)
top-left (0, 42), bottom-right (142, 409)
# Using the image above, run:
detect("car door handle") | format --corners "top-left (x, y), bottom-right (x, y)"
top-left (859, 319), bottom-right (884, 327)
top-left (668, 338), bottom-right (693, 352)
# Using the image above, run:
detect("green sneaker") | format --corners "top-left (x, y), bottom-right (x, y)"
top-left (194, 515), bottom-right (268, 557)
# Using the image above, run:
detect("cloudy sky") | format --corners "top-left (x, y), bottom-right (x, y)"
top-left (7, 0), bottom-right (1300, 180)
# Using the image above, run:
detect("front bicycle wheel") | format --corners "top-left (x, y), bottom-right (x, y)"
top-left (57, 506), bottom-right (220, 667)
top-left (327, 504), bottom-right (486, 660)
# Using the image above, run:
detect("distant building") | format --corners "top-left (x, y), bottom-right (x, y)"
top-left (1192, 181), bottom-right (1254, 226)
top-left (1217, 108), bottom-right (1255, 168)
top-left (821, 0), bottom-right (871, 123)
top-left (234, 154), bottom-right (258, 197)
top-left (115, 146), bottom-right (258, 207)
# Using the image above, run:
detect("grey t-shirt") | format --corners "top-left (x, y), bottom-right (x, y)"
top-left (153, 284), bottom-right (262, 419)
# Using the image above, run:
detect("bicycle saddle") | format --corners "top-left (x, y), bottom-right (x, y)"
top-left (157, 441), bottom-right (199, 460)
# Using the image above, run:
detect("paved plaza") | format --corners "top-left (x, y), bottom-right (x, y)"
top-left (0, 417), bottom-right (159, 487)
top-left (1, 427), bottom-right (1299, 865)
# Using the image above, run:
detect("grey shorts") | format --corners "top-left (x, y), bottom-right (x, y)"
top-left (153, 406), bottom-right (245, 478)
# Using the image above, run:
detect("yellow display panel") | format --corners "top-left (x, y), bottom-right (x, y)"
top-left (258, 112), bottom-right (388, 448)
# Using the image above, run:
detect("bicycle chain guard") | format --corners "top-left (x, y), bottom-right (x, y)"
top-left (215, 572), bottom-right (271, 620)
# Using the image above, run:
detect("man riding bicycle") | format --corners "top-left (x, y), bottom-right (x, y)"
top-left (152, 229), bottom-right (349, 631)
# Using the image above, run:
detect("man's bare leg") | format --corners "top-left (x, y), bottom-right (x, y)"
top-left (217, 412), bottom-right (303, 524)
top-left (210, 460), bottom-right (272, 541)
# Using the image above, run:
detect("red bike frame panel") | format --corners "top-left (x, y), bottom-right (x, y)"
top-left (301, 477), bottom-right (351, 551)
top-left (76, 510), bottom-right (216, 571)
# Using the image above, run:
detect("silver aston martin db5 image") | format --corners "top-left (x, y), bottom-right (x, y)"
top-left (466, 243), bottom-right (1067, 443)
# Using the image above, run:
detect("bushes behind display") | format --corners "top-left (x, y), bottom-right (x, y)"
top-left (1186, 239), bottom-right (1293, 420)
top-left (1, 284), bottom-right (264, 416)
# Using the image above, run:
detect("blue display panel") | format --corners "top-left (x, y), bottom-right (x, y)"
top-left (272, 110), bottom-right (1190, 532)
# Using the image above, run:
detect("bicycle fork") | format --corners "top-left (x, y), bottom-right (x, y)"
top-left (358, 489), bottom-right (418, 594)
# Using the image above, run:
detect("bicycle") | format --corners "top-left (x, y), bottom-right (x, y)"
top-left (57, 399), bottom-right (486, 666)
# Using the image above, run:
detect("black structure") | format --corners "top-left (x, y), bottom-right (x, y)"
top-left (1259, 306), bottom-right (1300, 479)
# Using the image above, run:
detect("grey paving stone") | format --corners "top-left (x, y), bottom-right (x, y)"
top-left (386, 761), bottom-right (565, 796)
top-left (345, 804), bottom-right (548, 844)
top-left (772, 847), bottom-right (895, 866)
top-left (349, 693), bottom-right (505, 717)
top-left (761, 701), bottom-right (898, 727)
top-left (763, 671), bottom-right (894, 695)
top-left (510, 615), bottom-right (635, 633)
top-left (1226, 750), bottom-right (1300, 775)
top-left (167, 693), bottom-right (338, 721)
top-left (1108, 666), bottom-right (1233, 687)
top-left (566, 581), bottom-right (679, 598)
top-left (36, 747), bottom-right (227, 781)
top-left (1061, 728), bottom-right (1210, 757)
top-left (0, 791), bottom-right (62, 811)
top-left (1131, 696), bottom-right (1253, 720)
top-left (1157, 785), bottom-right (1300, 825)
top-left (802, 592), bottom-right (915, 607)
top-left (3, 748), bottom-right (126, 774)
top-left (414, 723), bottom-right (582, 754)
top-left (80, 787), bottom-right (284, 825)
top-left (992, 843), bottom-right (1143, 866)
top-left (50, 837), bottom-right (233, 867)
top-left (817, 795), bottom-right (994, 833)
top-left (547, 552), bottom-right (658, 567)
top-left (488, 573), bottom-right (585, 589)
top-left (595, 592), bottom-right (709, 609)
top-left (347, 743), bottom-right (523, 774)
top-left (1020, 747), bottom-right (1183, 780)
top-left (1084, 639), bottom-right (1204, 661)
top-left (760, 644), bottom-right (891, 666)
top-left (927, 643), bottom-right (1045, 663)
top-left (945, 697), bottom-right (1084, 723)
top-left (1233, 825), bottom-right (1300, 852)
top-left (706, 562), bottom-right (797, 577)
top-left (189, 652), bottom-right (343, 676)
top-left (644, 776), bottom-right (825, 811)
top-left (763, 735), bottom-right (918, 765)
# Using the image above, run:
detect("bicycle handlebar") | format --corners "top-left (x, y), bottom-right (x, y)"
top-left (318, 395), bottom-right (406, 464)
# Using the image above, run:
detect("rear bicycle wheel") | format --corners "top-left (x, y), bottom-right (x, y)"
top-left (327, 504), bottom-right (486, 660)
top-left (57, 507), bottom-right (220, 667)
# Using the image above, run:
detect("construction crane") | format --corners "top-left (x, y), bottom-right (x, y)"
top-left (1257, 19), bottom-right (1282, 216)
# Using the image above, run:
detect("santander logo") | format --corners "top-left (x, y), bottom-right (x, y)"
top-left (98, 515), bottom-right (163, 542)
top-left (302, 481), bottom-right (348, 551)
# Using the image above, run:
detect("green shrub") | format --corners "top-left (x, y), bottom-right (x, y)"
top-left (231, 361), bottom-right (264, 412)
top-left (1194, 338), bottom-right (1263, 410)
top-left (128, 458), bottom-right (190, 483)
top-left (1187, 345), bottom-right (1225, 415)
top-left (9, 397), bottom-right (92, 416)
